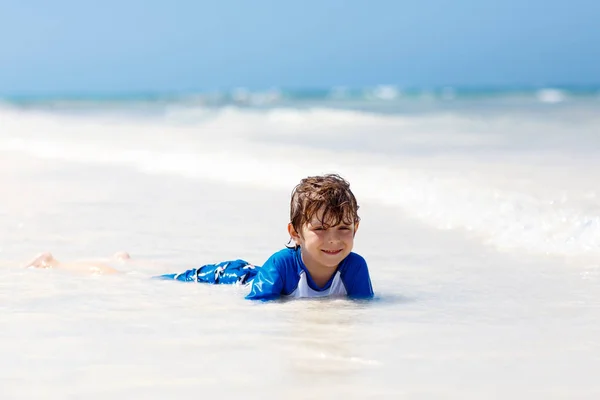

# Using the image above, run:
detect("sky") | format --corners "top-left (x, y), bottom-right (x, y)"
top-left (0, 0), bottom-right (599, 95)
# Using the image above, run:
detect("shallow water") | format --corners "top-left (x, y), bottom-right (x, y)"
top-left (1, 97), bottom-right (600, 398)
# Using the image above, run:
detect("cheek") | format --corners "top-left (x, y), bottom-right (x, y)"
top-left (341, 230), bottom-right (355, 238)
top-left (304, 232), bottom-right (322, 244)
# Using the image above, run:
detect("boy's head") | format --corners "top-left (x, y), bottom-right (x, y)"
top-left (287, 174), bottom-right (361, 271)
top-left (289, 174), bottom-right (360, 235)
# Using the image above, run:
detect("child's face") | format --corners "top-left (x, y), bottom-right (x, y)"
top-left (288, 209), bottom-right (358, 273)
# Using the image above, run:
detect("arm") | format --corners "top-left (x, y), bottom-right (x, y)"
top-left (245, 258), bottom-right (284, 301)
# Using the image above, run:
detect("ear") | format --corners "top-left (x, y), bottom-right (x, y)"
top-left (353, 221), bottom-right (360, 236)
top-left (287, 223), bottom-right (302, 245)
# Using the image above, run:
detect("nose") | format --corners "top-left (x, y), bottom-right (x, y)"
top-left (326, 229), bottom-right (340, 243)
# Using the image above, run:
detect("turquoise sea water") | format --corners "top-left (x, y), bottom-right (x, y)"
top-left (4, 85), bottom-right (599, 114)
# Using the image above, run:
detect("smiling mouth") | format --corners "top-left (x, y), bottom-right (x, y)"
top-left (322, 249), bottom-right (342, 255)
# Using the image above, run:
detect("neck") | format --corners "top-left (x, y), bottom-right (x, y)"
top-left (299, 249), bottom-right (337, 288)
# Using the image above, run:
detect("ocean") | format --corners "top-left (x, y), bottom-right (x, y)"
top-left (1, 87), bottom-right (599, 399)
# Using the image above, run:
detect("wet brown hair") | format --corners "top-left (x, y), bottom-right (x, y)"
top-left (289, 174), bottom-right (360, 236)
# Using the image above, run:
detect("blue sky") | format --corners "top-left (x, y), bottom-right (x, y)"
top-left (0, 0), bottom-right (598, 95)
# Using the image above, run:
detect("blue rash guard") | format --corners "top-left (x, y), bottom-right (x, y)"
top-left (155, 259), bottom-right (259, 285)
top-left (155, 247), bottom-right (374, 301)
top-left (246, 247), bottom-right (374, 301)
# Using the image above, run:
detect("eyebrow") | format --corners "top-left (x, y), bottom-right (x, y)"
top-left (309, 219), bottom-right (353, 227)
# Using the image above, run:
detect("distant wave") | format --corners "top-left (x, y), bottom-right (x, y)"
top-left (536, 88), bottom-right (566, 103)
top-left (2, 85), bottom-right (599, 111)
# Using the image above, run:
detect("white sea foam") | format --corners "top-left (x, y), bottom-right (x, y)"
top-left (537, 88), bottom-right (566, 103)
top-left (1, 105), bottom-right (600, 260)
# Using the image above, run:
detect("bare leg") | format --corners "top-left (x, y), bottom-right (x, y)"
top-left (26, 252), bottom-right (120, 275)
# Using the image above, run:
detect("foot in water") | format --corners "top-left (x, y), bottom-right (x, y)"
top-left (112, 251), bottom-right (131, 262)
top-left (26, 252), bottom-right (59, 269)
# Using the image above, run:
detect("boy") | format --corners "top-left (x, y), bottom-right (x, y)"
top-left (242, 173), bottom-right (373, 300)
top-left (27, 174), bottom-right (374, 301)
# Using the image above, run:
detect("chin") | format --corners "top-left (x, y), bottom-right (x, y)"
top-left (319, 255), bottom-right (347, 268)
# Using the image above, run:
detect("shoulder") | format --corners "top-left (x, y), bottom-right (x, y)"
top-left (339, 252), bottom-right (368, 270)
top-left (338, 252), bottom-right (373, 297)
top-left (260, 247), bottom-right (302, 279)
top-left (266, 247), bottom-right (297, 262)
top-left (263, 247), bottom-right (297, 273)
top-left (338, 252), bottom-right (369, 279)
top-left (262, 247), bottom-right (299, 270)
